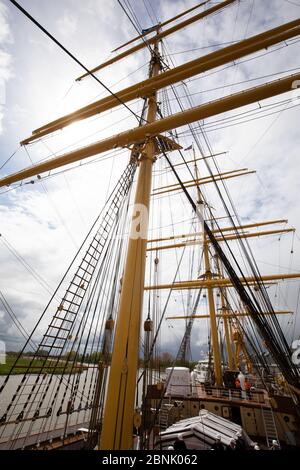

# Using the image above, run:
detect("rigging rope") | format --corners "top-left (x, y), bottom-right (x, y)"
top-left (162, 150), bottom-right (300, 390)
top-left (159, 35), bottom-right (300, 387)
top-left (0, 147), bottom-right (20, 171)
top-left (8, 0), bottom-right (144, 124)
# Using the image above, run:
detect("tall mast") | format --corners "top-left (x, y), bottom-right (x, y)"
top-left (195, 145), bottom-right (222, 386)
top-left (203, 236), bottom-right (223, 387)
top-left (100, 39), bottom-right (161, 450)
top-left (217, 260), bottom-right (235, 370)
top-left (220, 291), bottom-right (235, 370)
top-left (195, 148), bottom-right (226, 384)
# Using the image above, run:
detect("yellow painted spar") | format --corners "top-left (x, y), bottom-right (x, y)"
top-left (152, 172), bottom-right (256, 196)
top-left (2, 72), bottom-right (300, 189)
top-left (165, 152), bottom-right (227, 169)
top-left (157, 282), bottom-right (279, 291)
top-left (112, 1), bottom-right (210, 53)
top-left (21, 18), bottom-right (300, 144)
top-left (77, 0), bottom-right (236, 79)
top-left (166, 311), bottom-right (293, 320)
top-left (147, 220), bottom-right (289, 244)
top-left (152, 170), bottom-right (255, 196)
top-left (146, 228), bottom-right (294, 251)
top-left (144, 273), bottom-right (300, 291)
top-left (153, 168), bottom-right (249, 191)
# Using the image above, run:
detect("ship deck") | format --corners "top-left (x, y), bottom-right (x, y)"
top-left (163, 383), bottom-right (271, 409)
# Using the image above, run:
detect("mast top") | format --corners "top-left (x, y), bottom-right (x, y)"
top-left (111, 1), bottom-right (210, 53)
top-left (76, 0), bottom-right (237, 80)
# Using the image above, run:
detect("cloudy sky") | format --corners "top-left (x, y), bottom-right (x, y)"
top-left (0, 0), bottom-right (300, 359)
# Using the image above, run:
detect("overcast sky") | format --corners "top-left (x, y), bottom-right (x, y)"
top-left (0, 0), bottom-right (300, 358)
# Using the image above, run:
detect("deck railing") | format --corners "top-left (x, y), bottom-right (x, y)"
top-left (165, 383), bottom-right (268, 405)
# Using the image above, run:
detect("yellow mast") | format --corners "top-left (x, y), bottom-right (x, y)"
top-left (192, 145), bottom-right (224, 384)
top-left (232, 325), bottom-right (254, 373)
top-left (218, 267), bottom-right (235, 371)
top-left (203, 235), bottom-right (223, 387)
top-left (100, 40), bottom-right (161, 450)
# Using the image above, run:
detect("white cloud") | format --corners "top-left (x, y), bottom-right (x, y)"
top-left (0, 50), bottom-right (11, 81)
top-left (0, 1), bottom-right (13, 44)
top-left (56, 11), bottom-right (78, 38)
top-left (0, 0), bottom-right (13, 135)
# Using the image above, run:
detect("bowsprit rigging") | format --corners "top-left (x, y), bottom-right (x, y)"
top-left (1, 0), bottom-right (300, 452)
